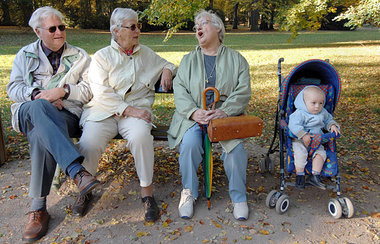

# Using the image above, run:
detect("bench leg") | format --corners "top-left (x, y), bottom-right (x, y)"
top-left (51, 165), bottom-right (62, 191)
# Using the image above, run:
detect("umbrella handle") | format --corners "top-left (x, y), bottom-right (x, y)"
top-left (202, 87), bottom-right (220, 110)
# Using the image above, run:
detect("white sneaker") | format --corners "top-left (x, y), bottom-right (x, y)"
top-left (233, 202), bottom-right (249, 220)
top-left (178, 189), bottom-right (195, 219)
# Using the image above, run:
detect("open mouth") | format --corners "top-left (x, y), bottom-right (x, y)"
top-left (197, 31), bottom-right (204, 38)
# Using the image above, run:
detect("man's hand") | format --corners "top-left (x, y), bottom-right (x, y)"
top-left (35, 88), bottom-right (65, 102)
top-left (191, 109), bottom-right (215, 125)
top-left (52, 99), bottom-right (65, 110)
top-left (160, 68), bottom-right (173, 92)
top-left (122, 106), bottom-right (152, 123)
top-left (302, 134), bottom-right (312, 147)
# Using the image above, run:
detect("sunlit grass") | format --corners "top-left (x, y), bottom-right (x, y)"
top-left (1, 27), bottom-right (379, 160)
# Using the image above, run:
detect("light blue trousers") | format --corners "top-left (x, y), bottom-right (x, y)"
top-left (179, 124), bottom-right (248, 203)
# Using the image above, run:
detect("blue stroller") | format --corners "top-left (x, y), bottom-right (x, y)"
top-left (263, 58), bottom-right (354, 219)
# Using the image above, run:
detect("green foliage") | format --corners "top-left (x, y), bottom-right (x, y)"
top-left (334, 0), bottom-right (380, 28)
top-left (278, 0), bottom-right (332, 40)
top-left (142, 0), bottom-right (207, 41)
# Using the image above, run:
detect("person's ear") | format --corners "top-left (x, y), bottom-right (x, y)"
top-left (35, 28), bottom-right (41, 37)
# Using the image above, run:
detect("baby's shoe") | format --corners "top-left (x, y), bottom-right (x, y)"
top-left (308, 174), bottom-right (326, 190)
top-left (295, 175), bottom-right (305, 189)
top-left (178, 189), bottom-right (195, 219)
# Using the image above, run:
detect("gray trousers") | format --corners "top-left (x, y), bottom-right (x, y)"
top-left (19, 99), bottom-right (83, 198)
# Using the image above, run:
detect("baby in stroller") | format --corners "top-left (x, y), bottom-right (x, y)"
top-left (288, 86), bottom-right (340, 190)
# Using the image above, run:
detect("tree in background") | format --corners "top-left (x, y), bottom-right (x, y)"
top-left (334, 0), bottom-right (380, 28)
top-left (142, 0), bottom-right (206, 41)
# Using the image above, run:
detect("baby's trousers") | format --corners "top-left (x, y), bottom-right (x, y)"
top-left (292, 140), bottom-right (327, 169)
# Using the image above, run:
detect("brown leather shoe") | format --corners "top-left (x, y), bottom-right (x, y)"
top-left (72, 192), bottom-right (93, 217)
top-left (22, 210), bottom-right (50, 243)
top-left (73, 170), bottom-right (100, 196)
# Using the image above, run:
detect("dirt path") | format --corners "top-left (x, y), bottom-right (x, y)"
top-left (0, 141), bottom-right (379, 243)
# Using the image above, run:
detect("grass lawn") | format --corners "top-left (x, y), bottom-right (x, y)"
top-left (0, 27), bottom-right (379, 161)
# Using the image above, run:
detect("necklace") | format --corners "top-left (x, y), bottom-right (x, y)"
top-left (205, 59), bottom-right (216, 83)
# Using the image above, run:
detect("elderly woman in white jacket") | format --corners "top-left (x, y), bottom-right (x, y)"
top-left (77, 8), bottom-right (176, 221)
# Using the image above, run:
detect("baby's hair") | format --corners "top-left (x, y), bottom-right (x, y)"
top-left (303, 86), bottom-right (325, 101)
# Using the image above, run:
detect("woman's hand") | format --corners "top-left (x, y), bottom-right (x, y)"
top-left (206, 109), bottom-right (227, 121)
top-left (191, 109), bottom-right (215, 125)
top-left (35, 88), bottom-right (65, 102)
top-left (160, 68), bottom-right (173, 92)
top-left (123, 106), bottom-right (152, 123)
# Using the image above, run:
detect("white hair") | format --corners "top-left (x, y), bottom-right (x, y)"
top-left (195, 10), bottom-right (225, 43)
top-left (28, 6), bottom-right (64, 35)
top-left (110, 8), bottom-right (138, 41)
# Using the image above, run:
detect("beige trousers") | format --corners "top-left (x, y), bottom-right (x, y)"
top-left (78, 116), bottom-right (154, 187)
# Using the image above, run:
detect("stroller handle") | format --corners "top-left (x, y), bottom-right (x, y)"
top-left (202, 87), bottom-right (220, 110)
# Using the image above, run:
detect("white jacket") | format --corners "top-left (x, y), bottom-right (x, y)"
top-left (7, 39), bottom-right (92, 132)
top-left (80, 40), bottom-right (176, 125)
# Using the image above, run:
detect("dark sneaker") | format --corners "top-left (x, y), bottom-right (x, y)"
top-left (73, 170), bottom-right (100, 196)
top-left (142, 196), bottom-right (160, 222)
top-left (296, 175), bottom-right (305, 189)
top-left (307, 174), bottom-right (326, 190)
top-left (72, 192), bottom-right (93, 217)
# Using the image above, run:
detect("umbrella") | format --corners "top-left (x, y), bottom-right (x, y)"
top-left (201, 87), bottom-right (220, 209)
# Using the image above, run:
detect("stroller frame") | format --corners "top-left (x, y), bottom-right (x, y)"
top-left (262, 58), bottom-right (354, 219)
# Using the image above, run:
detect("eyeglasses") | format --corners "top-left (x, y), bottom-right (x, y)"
top-left (38, 25), bottom-right (66, 33)
top-left (120, 23), bottom-right (142, 31)
top-left (193, 20), bottom-right (212, 31)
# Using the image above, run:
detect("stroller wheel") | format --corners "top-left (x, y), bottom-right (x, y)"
top-left (266, 190), bottom-right (278, 208)
top-left (342, 197), bottom-right (355, 218)
top-left (275, 194), bottom-right (290, 214)
top-left (328, 198), bottom-right (342, 219)
top-left (259, 158), bottom-right (267, 174)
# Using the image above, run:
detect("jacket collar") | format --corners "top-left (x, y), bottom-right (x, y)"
top-left (111, 39), bottom-right (140, 55)
top-left (196, 43), bottom-right (225, 55)
top-left (23, 39), bottom-right (78, 58)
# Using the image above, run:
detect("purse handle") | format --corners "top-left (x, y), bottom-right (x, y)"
top-left (202, 87), bottom-right (220, 110)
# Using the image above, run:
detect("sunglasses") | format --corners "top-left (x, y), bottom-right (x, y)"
top-left (38, 24), bottom-right (66, 33)
top-left (120, 23), bottom-right (142, 31)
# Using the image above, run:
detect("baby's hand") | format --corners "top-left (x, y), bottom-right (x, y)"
top-left (330, 125), bottom-right (341, 136)
top-left (302, 134), bottom-right (312, 147)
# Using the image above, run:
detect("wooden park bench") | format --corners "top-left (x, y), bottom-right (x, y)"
top-left (51, 81), bottom-right (173, 189)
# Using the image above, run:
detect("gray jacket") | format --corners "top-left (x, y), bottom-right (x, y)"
top-left (7, 39), bottom-right (92, 132)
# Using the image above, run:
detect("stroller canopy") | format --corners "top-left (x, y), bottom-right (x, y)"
top-left (280, 59), bottom-right (341, 111)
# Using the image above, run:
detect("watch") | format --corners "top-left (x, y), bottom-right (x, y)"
top-left (63, 84), bottom-right (70, 99)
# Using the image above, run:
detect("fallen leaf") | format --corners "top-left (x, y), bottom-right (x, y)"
top-left (136, 231), bottom-right (147, 237)
top-left (211, 219), bottom-right (222, 228)
top-left (144, 221), bottom-right (154, 227)
top-left (184, 225), bottom-right (193, 232)
top-left (370, 212), bottom-right (380, 218)
top-left (260, 230), bottom-right (270, 235)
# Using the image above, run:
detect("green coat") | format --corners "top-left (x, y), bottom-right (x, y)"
top-left (167, 44), bottom-right (251, 153)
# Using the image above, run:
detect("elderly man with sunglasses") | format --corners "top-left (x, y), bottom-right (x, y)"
top-left (7, 6), bottom-right (98, 242)
top-left (77, 8), bottom-right (176, 222)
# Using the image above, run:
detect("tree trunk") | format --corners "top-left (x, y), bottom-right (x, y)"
top-left (233, 2), bottom-right (239, 29)
top-left (0, 0), bottom-right (12, 25)
top-left (209, 0), bottom-right (213, 9)
top-left (249, 9), bottom-right (259, 32)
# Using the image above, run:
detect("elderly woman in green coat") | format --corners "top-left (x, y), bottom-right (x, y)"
top-left (167, 10), bottom-right (251, 220)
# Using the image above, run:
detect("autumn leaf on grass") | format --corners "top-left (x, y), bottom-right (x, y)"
top-left (259, 230), bottom-right (270, 235)
top-left (9, 195), bottom-right (17, 199)
top-left (241, 235), bottom-right (252, 240)
top-left (370, 212), bottom-right (380, 218)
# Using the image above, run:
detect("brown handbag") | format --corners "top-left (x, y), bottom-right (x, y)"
top-left (207, 115), bottom-right (263, 142)
top-left (202, 87), bottom-right (263, 142)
